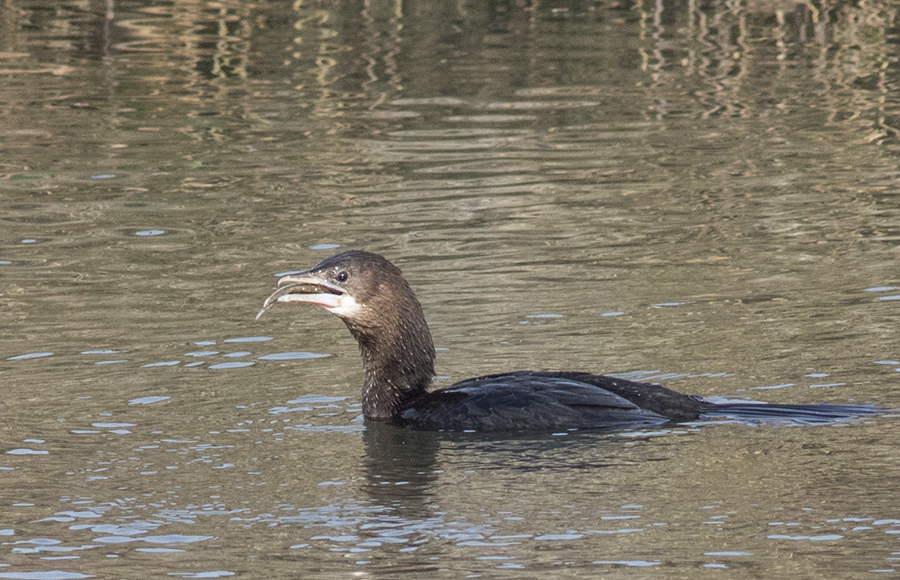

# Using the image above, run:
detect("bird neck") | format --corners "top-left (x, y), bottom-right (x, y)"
top-left (344, 303), bottom-right (436, 421)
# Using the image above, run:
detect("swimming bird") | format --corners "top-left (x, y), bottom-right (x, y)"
top-left (257, 250), bottom-right (877, 432)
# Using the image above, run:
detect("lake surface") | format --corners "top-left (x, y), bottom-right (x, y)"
top-left (2, 0), bottom-right (900, 578)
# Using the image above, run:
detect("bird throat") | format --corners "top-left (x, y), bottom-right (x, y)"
top-left (342, 315), bottom-right (436, 421)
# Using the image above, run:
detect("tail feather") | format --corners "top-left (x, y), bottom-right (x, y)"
top-left (702, 402), bottom-right (881, 424)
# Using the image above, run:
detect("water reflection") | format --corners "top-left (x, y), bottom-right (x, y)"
top-left (361, 423), bottom-right (442, 516)
top-left (3, 1), bottom-right (897, 129)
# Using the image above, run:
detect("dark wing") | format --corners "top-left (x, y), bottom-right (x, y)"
top-left (398, 372), bottom-right (670, 432)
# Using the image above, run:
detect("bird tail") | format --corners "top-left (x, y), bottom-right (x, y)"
top-left (701, 402), bottom-right (881, 424)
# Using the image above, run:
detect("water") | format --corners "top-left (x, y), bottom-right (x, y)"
top-left (2, 0), bottom-right (900, 577)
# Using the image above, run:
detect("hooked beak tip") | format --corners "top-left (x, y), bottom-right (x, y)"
top-left (256, 273), bottom-right (346, 321)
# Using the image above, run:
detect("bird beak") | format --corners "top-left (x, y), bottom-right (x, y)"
top-left (256, 271), bottom-right (345, 320)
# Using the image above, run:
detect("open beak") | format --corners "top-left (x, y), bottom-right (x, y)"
top-left (256, 272), bottom-right (345, 320)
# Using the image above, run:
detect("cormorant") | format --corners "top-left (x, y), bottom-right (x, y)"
top-left (258, 250), bottom-right (877, 431)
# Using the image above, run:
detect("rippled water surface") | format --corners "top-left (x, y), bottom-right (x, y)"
top-left (2, 0), bottom-right (900, 578)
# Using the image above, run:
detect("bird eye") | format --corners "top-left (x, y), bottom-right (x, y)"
top-left (335, 270), bottom-right (349, 283)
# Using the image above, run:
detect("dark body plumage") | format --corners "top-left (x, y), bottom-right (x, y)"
top-left (258, 250), bottom-right (877, 432)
